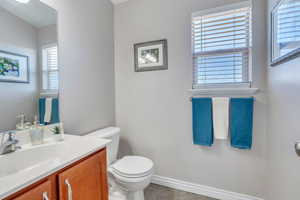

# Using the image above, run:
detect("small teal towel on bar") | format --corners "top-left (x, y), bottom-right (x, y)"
top-left (230, 98), bottom-right (254, 150)
top-left (192, 98), bottom-right (213, 147)
top-left (39, 98), bottom-right (60, 125)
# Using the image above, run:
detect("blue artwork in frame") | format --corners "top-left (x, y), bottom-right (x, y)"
top-left (0, 50), bottom-right (29, 83)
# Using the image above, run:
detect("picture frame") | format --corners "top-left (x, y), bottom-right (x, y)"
top-left (0, 50), bottom-right (29, 83)
top-left (134, 39), bottom-right (168, 72)
top-left (271, 0), bottom-right (300, 66)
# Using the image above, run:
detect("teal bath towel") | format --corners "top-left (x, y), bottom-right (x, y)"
top-left (192, 98), bottom-right (213, 147)
top-left (39, 98), bottom-right (60, 125)
top-left (230, 98), bottom-right (254, 150)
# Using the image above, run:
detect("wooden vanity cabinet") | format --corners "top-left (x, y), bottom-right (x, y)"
top-left (5, 148), bottom-right (108, 200)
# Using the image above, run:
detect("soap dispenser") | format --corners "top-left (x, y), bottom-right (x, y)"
top-left (29, 116), bottom-right (44, 145)
top-left (16, 114), bottom-right (32, 130)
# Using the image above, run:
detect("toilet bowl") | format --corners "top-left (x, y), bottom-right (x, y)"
top-left (86, 127), bottom-right (154, 200)
top-left (109, 156), bottom-right (154, 200)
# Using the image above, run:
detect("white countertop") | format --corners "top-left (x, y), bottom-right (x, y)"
top-left (0, 135), bottom-right (110, 199)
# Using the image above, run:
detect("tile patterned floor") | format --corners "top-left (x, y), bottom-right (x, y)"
top-left (145, 184), bottom-right (218, 200)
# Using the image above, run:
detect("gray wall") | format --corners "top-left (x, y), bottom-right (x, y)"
top-left (41, 0), bottom-right (115, 135)
top-left (114, 0), bottom-right (267, 197)
top-left (38, 24), bottom-right (57, 48)
top-left (0, 7), bottom-right (38, 132)
top-left (266, 0), bottom-right (300, 199)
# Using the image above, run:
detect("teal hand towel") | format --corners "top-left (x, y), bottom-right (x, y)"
top-left (39, 98), bottom-right (60, 125)
top-left (230, 98), bottom-right (254, 150)
top-left (192, 98), bottom-right (213, 147)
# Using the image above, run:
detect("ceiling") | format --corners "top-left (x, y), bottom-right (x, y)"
top-left (0, 0), bottom-right (57, 29)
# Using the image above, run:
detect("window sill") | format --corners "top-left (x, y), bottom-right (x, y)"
top-left (189, 87), bottom-right (259, 96)
top-left (40, 91), bottom-right (59, 98)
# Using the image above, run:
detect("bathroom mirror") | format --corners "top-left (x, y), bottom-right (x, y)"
top-left (0, 0), bottom-right (59, 132)
top-left (271, 0), bottom-right (300, 66)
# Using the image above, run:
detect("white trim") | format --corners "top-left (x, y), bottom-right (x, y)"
top-left (193, 82), bottom-right (251, 89)
top-left (40, 91), bottom-right (59, 98)
top-left (192, 0), bottom-right (251, 17)
top-left (151, 175), bottom-right (264, 200)
top-left (189, 87), bottom-right (259, 96)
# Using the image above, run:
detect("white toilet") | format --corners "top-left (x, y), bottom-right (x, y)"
top-left (86, 127), bottom-right (154, 200)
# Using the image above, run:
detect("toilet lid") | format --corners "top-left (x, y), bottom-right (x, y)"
top-left (112, 156), bottom-right (154, 178)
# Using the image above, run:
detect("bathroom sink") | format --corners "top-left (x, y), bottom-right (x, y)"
top-left (0, 135), bottom-right (110, 200)
top-left (0, 142), bottom-right (62, 178)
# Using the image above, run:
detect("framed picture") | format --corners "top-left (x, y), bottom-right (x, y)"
top-left (271, 0), bottom-right (300, 66)
top-left (0, 50), bottom-right (29, 83)
top-left (134, 39), bottom-right (168, 72)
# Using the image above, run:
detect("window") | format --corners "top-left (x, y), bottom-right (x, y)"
top-left (192, 2), bottom-right (252, 88)
top-left (42, 45), bottom-right (59, 92)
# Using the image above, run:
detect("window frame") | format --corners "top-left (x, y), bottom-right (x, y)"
top-left (41, 43), bottom-right (59, 94)
top-left (191, 1), bottom-right (253, 89)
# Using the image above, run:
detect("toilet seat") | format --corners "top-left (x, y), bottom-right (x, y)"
top-left (111, 156), bottom-right (154, 178)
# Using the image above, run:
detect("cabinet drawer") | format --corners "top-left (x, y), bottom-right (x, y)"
top-left (12, 180), bottom-right (52, 200)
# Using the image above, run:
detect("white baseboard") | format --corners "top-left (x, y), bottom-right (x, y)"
top-left (151, 175), bottom-right (264, 200)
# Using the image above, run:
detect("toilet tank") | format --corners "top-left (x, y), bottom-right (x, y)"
top-left (86, 127), bottom-right (120, 165)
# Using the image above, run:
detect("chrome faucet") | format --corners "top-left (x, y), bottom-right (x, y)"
top-left (0, 132), bottom-right (20, 155)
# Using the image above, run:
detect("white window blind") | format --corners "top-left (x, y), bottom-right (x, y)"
top-left (42, 45), bottom-right (59, 91)
top-left (192, 2), bottom-right (252, 88)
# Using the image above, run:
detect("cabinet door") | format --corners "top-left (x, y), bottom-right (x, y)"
top-left (13, 180), bottom-right (52, 200)
top-left (58, 151), bottom-right (108, 200)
